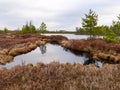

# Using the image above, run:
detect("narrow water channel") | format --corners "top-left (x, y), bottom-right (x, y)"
top-left (0, 44), bottom-right (103, 69)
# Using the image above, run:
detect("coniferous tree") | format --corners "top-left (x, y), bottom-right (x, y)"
top-left (29, 21), bottom-right (36, 33)
top-left (111, 14), bottom-right (120, 35)
top-left (39, 22), bottom-right (47, 33)
top-left (22, 22), bottom-right (30, 33)
top-left (4, 27), bottom-right (9, 33)
top-left (104, 29), bottom-right (119, 43)
top-left (22, 21), bottom-right (36, 33)
top-left (82, 9), bottom-right (98, 38)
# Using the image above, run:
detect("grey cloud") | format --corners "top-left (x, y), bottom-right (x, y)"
top-left (0, 0), bottom-right (120, 31)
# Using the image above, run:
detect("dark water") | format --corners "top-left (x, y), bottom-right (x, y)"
top-left (0, 44), bottom-right (103, 69)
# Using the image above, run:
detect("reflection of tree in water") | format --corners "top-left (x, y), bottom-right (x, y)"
top-left (39, 45), bottom-right (46, 54)
top-left (84, 59), bottom-right (95, 65)
top-left (84, 59), bottom-right (103, 68)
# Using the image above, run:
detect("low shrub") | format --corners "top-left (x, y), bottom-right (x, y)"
top-left (103, 29), bottom-right (120, 43)
top-left (0, 62), bottom-right (119, 90)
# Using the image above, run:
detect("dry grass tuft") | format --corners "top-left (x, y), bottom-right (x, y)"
top-left (0, 62), bottom-right (120, 90)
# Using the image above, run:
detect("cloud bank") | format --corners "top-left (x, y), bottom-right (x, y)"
top-left (0, 0), bottom-right (120, 31)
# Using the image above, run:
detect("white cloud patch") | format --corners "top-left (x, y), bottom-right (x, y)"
top-left (0, 0), bottom-right (120, 31)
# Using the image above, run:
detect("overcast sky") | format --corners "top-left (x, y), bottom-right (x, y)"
top-left (0, 0), bottom-right (120, 31)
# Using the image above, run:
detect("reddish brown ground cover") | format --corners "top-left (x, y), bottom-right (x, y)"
top-left (0, 34), bottom-right (120, 90)
top-left (62, 39), bottom-right (120, 52)
top-left (0, 34), bottom-right (68, 48)
top-left (0, 62), bottom-right (120, 90)
top-left (61, 39), bottom-right (120, 63)
top-left (0, 34), bottom-right (41, 48)
top-left (0, 33), bottom-right (68, 64)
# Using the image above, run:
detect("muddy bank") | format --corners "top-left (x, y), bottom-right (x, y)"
top-left (61, 39), bottom-right (120, 64)
top-left (0, 34), bottom-right (68, 64)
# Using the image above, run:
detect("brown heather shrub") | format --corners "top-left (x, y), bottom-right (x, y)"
top-left (0, 34), bottom-right (68, 48)
top-left (0, 62), bottom-right (120, 90)
top-left (47, 35), bottom-right (68, 44)
top-left (63, 39), bottom-right (120, 56)
top-left (87, 39), bottom-right (120, 53)
top-left (65, 40), bottom-right (90, 52)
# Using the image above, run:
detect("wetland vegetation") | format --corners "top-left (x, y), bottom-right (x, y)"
top-left (0, 9), bottom-right (120, 90)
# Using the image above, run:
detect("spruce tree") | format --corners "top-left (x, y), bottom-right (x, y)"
top-left (111, 14), bottom-right (120, 35)
top-left (82, 9), bottom-right (98, 38)
top-left (39, 22), bottom-right (47, 33)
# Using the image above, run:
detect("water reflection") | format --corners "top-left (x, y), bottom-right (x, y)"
top-left (83, 59), bottom-right (103, 67)
top-left (39, 44), bottom-right (103, 67)
top-left (0, 44), bottom-right (103, 69)
top-left (84, 59), bottom-right (95, 65)
top-left (39, 45), bottom-right (46, 54)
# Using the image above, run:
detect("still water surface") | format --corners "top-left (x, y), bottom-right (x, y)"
top-left (0, 34), bottom-right (103, 68)
top-left (43, 34), bottom-right (89, 39)
top-left (0, 44), bottom-right (89, 68)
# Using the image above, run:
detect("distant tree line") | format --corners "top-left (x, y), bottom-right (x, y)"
top-left (0, 21), bottom-right (47, 34)
top-left (0, 27), bottom-right (11, 33)
top-left (21, 21), bottom-right (47, 34)
top-left (1, 9), bottom-right (120, 43)
top-left (76, 9), bottom-right (120, 43)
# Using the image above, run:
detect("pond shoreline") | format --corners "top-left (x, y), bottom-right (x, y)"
top-left (0, 33), bottom-right (120, 65)
top-left (0, 34), bottom-right (68, 64)
top-left (61, 39), bottom-right (120, 64)
top-left (0, 33), bottom-right (120, 89)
